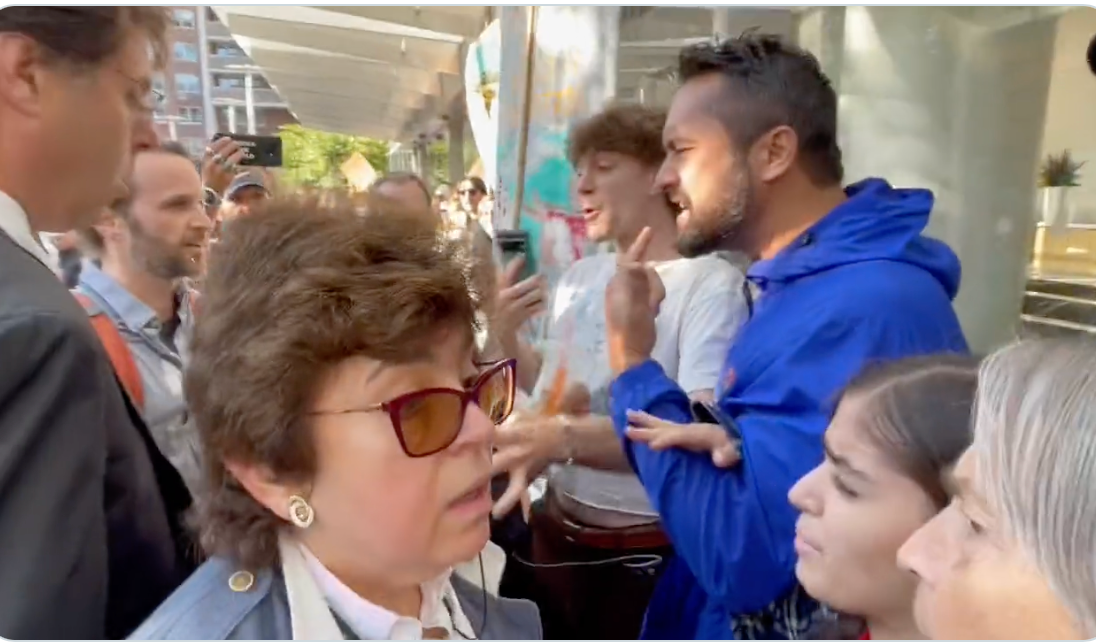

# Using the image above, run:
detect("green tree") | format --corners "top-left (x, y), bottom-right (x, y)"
top-left (279, 124), bottom-right (390, 189)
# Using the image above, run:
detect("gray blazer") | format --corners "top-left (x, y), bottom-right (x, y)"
top-left (130, 556), bottom-right (543, 640)
top-left (0, 232), bottom-right (192, 639)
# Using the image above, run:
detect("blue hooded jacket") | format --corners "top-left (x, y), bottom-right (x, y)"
top-left (609, 178), bottom-right (969, 639)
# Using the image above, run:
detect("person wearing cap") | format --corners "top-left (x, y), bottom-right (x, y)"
top-left (221, 170), bottom-right (272, 220)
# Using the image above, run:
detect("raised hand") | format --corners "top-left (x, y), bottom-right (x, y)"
top-left (201, 136), bottom-right (247, 196)
top-left (491, 256), bottom-right (546, 350)
top-left (491, 381), bottom-right (590, 518)
top-left (605, 227), bottom-right (666, 374)
top-left (490, 414), bottom-right (561, 518)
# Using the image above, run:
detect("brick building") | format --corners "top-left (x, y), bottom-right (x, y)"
top-left (155, 7), bottom-right (298, 159)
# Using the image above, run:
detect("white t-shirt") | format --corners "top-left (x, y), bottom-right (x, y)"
top-left (529, 252), bottom-right (748, 525)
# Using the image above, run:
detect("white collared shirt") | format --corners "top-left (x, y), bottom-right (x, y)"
top-left (0, 190), bottom-right (51, 267)
top-left (300, 545), bottom-right (477, 640)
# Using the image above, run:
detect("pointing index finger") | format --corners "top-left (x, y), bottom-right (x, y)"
top-left (620, 227), bottom-right (653, 265)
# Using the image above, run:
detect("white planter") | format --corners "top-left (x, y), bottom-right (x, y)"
top-left (1039, 186), bottom-right (1073, 233)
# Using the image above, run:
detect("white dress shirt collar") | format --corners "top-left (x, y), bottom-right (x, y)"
top-left (0, 189), bottom-right (50, 267)
top-left (300, 544), bottom-right (477, 640)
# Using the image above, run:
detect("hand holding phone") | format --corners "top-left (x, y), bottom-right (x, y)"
top-left (213, 133), bottom-right (283, 167)
top-left (492, 231), bottom-right (547, 347)
top-left (495, 229), bottom-right (535, 281)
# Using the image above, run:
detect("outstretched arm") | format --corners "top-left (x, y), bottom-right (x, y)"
top-left (610, 360), bottom-right (810, 615)
top-left (608, 314), bottom-right (923, 615)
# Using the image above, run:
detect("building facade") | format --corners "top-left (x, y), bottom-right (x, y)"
top-left (155, 7), bottom-right (297, 159)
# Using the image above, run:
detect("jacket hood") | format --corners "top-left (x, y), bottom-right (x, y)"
top-left (749, 178), bottom-right (961, 300)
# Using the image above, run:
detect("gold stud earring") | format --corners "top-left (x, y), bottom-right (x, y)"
top-left (287, 495), bottom-right (314, 529)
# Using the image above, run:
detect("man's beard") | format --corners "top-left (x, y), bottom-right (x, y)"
top-left (129, 219), bottom-right (200, 281)
top-left (677, 168), bottom-right (753, 258)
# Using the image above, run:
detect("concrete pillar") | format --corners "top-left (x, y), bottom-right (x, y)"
top-left (713, 8), bottom-right (733, 39)
top-left (637, 74), bottom-right (656, 105)
top-left (196, 6), bottom-right (216, 140)
top-left (494, 5), bottom-right (528, 233)
top-left (244, 73), bottom-right (257, 135)
top-left (712, 8), bottom-right (796, 40)
top-left (226, 105), bottom-right (237, 134)
top-left (828, 7), bottom-right (1057, 352)
top-left (495, 6), bottom-right (620, 284)
top-left (447, 103), bottom-right (466, 183)
top-left (796, 7), bottom-right (846, 91)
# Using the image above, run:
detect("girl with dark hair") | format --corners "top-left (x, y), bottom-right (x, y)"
top-left (788, 354), bottom-right (978, 639)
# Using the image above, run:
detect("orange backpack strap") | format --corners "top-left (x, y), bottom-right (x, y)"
top-left (72, 292), bottom-right (145, 411)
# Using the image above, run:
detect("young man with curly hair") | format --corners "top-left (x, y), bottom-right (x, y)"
top-left (488, 103), bottom-right (749, 639)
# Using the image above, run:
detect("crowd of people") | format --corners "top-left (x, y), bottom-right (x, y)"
top-left (0, 6), bottom-right (1094, 642)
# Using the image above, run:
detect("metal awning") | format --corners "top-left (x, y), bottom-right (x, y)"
top-left (211, 6), bottom-right (807, 141)
top-left (212, 5), bottom-right (487, 140)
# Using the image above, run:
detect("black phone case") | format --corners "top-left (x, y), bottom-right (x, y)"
top-left (213, 133), bottom-right (283, 167)
top-left (495, 230), bottom-right (535, 280)
top-left (690, 400), bottom-right (742, 441)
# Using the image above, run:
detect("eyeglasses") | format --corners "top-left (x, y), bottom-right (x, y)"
top-left (146, 87), bottom-right (167, 113)
top-left (311, 359), bottom-right (516, 458)
top-left (113, 68), bottom-right (165, 115)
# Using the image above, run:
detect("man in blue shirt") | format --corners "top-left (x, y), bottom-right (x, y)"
top-left (604, 33), bottom-right (969, 639)
top-left (76, 141), bottom-right (211, 494)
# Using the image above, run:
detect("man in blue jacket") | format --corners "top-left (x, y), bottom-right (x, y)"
top-left (604, 33), bottom-right (970, 639)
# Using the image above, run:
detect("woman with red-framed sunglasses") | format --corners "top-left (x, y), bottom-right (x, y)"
top-left (311, 358), bottom-right (517, 459)
top-left (133, 193), bottom-right (541, 640)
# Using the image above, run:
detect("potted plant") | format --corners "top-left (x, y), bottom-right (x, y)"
top-left (1038, 150), bottom-right (1084, 232)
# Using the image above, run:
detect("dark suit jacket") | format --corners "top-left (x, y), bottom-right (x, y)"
top-left (0, 232), bottom-right (194, 639)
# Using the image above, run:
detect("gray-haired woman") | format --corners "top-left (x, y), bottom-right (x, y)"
top-left (899, 338), bottom-right (1096, 640)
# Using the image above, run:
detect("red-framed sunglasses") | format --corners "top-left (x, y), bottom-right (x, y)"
top-left (311, 359), bottom-right (516, 458)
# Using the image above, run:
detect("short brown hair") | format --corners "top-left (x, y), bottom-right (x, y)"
top-left (567, 103), bottom-right (667, 168)
top-left (0, 7), bottom-right (170, 68)
top-left (187, 193), bottom-right (480, 568)
top-left (112, 141), bottom-right (192, 216)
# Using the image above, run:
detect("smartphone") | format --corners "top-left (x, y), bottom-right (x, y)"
top-left (214, 133), bottom-right (283, 167)
top-left (690, 400), bottom-right (742, 441)
top-left (495, 229), bottom-right (536, 281)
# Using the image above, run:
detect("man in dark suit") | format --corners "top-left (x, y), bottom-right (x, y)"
top-left (0, 8), bottom-right (193, 639)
